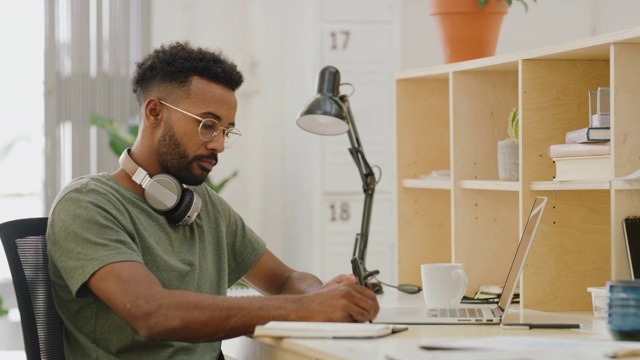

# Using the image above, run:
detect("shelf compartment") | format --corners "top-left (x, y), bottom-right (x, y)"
top-left (396, 75), bottom-right (451, 285)
top-left (451, 70), bottom-right (519, 182)
top-left (397, 190), bottom-right (451, 285)
top-left (523, 191), bottom-right (610, 312)
top-left (453, 191), bottom-right (519, 297)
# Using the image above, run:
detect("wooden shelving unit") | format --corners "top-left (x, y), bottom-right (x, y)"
top-left (396, 28), bottom-right (640, 312)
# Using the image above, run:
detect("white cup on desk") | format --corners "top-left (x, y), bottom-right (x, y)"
top-left (421, 263), bottom-right (467, 308)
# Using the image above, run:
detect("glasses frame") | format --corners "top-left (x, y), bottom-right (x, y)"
top-left (158, 100), bottom-right (242, 143)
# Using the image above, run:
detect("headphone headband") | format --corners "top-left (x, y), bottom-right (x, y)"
top-left (119, 149), bottom-right (153, 188)
top-left (118, 148), bottom-right (201, 226)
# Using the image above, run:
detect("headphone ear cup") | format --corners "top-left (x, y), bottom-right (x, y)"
top-left (144, 173), bottom-right (183, 212)
top-left (119, 148), bottom-right (201, 225)
top-left (165, 188), bottom-right (198, 225)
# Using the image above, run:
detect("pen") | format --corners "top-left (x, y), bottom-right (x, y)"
top-left (501, 323), bottom-right (582, 330)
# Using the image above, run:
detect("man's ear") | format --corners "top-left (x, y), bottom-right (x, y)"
top-left (143, 99), bottom-right (161, 127)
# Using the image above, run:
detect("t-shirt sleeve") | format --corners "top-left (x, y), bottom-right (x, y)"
top-left (48, 182), bottom-right (143, 298)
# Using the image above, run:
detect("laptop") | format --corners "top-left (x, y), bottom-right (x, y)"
top-left (374, 196), bottom-right (547, 325)
top-left (623, 216), bottom-right (640, 280)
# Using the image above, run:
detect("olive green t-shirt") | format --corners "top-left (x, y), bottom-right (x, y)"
top-left (47, 173), bottom-right (266, 359)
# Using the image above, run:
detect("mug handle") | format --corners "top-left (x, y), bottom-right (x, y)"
top-left (450, 269), bottom-right (467, 307)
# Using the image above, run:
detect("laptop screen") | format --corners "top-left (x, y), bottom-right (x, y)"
top-left (623, 216), bottom-right (640, 280)
top-left (497, 196), bottom-right (548, 311)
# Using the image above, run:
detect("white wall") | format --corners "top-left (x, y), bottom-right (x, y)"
top-left (150, 0), bottom-right (321, 271)
top-left (148, 0), bottom-right (640, 277)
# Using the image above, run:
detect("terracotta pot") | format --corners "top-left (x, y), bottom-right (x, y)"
top-left (430, 0), bottom-right (509, 64)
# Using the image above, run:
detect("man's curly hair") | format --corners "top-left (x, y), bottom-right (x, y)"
top-left (132, 42), bottom-right (244, 105)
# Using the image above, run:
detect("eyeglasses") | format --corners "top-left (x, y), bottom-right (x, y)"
top-left (159, 100), bottom-right (242, 148)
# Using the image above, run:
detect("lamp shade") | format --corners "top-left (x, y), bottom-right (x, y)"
top-left (296, 66), bottom-right (349, 136)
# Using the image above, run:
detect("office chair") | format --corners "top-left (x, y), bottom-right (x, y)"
top-left (0, 217), bottom-right (65, 360)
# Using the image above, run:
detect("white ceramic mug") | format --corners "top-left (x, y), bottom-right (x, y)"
top-left (421, 263), bottom-right (467, 308)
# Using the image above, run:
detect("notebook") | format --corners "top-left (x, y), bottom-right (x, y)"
top-left (253, 321), bottom-right (408, 339)
top-left (374, 196), bottom-right (547, 325)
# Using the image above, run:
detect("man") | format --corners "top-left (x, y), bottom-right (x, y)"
top-left (47, 42), bottom-right (379, 359)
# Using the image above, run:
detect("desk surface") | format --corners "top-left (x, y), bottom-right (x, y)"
top-left (222, 291), bottom-right (630, 360)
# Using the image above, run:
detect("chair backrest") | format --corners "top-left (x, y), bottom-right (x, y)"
top-left (0, 217), bottom-right (65, 360)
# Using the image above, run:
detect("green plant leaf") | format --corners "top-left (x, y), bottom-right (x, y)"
top-left (508, 106), bottom-right (519, 140)
top-left (478, 0), bottom-right (535, 12)
top-left (90, 114), bottom-right (136, 156)
top-left (205, 170), bottom-right (238, 193)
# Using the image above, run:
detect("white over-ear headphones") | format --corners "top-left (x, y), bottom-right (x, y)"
top-left (119, 148), bottom-right (201, 226)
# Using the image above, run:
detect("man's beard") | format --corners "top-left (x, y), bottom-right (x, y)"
top-left (156, 121), bottom-right (217, 186)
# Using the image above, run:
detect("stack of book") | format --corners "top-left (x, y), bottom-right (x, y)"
top-left (549, 146), bottom-right (610, 180)
top-left (548, 117), bottom-right (611, 181)
top-left (547, 87), bottom-right (611, 181)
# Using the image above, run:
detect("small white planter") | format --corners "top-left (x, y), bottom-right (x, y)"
top-left (497, 140), bottom-right (519, 181)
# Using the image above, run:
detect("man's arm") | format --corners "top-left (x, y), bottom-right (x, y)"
top-left (240, 248), bottom-right (329, 295)
top-left (87, 250), bottom-right (379, 343)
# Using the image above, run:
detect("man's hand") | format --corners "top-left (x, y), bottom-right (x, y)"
top-left (242, 251), bottom-right (378, 323)
top-left (300, 280), bottom-right (379, 323)
top-left (321, 274), bottom-right (357, 288)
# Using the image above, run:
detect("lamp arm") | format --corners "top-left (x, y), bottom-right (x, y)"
top-left (340, 95), bottom-right (377, 267)
top-left (340, 95), bottom-right (376, 190)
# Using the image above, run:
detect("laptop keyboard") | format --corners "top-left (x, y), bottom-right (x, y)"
top-left (428, 307), bottom-right (484, 318)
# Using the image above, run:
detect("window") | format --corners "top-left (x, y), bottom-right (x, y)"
top-left (0, 2), bottom-right (46, 279)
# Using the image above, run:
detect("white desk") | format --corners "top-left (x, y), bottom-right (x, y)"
top-left (0, 351), bottom-right (25, 360)
top-left (221, 292), bottom-right (629, 360)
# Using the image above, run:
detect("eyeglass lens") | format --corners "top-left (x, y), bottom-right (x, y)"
top-left (199, 119), bottom-right (239, 147)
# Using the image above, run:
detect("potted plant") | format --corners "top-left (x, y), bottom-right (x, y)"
top-left (497, 106), bottom-right (519, 181)
top-left (90, 114), bottom-right (238, 193)
top-left (430, 0), bottom-right (536, 63)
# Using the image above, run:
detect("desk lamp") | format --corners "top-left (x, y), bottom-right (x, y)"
top-left (296, 65), bottom-right (382, 293)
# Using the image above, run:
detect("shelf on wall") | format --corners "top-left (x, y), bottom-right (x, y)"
top-left (611, 179), bottom-right (640, 190)
top-left (458, 180), bottom-right (520, 191)
top-left (531, 179), bottom-right (640, 191)
top-left (402, 179), bottom-right (524, 191)
top-left (530, 180), bottom-right (611, 191)
top-left (401, 178), bottom-right (451, 190)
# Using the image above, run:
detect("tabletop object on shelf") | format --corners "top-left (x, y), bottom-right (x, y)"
top-left (607, 280), bottom-right (640, 341)
top-left (429, 0), bottom-right (538, 64)
top-left (587, 286), bottom-right (608, 319)
top-left (565, 127), bottom-right (610, 144)
top-left (419, 169), bottom-right (451, 181)
top-left (553, 155), bottom-right (611, 181)
top-left (497, 106), bottom-right (519, 181)
top-left (548, 142), bottom-right (610, 158)
top-left (589, 87), bottom-right (610, 128)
